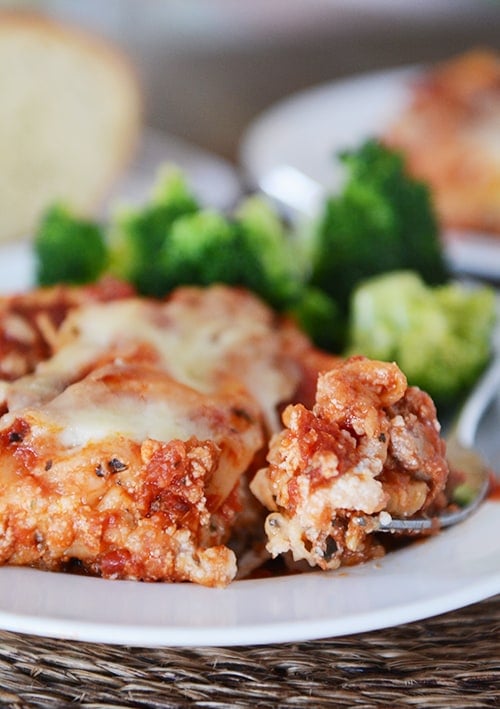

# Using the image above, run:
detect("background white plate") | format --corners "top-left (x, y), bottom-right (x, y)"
top-left (0, 240), bottom-right (499, 647)
top-left (240, 65), bottom-right (500, 281)
top-left (108, 126), bottom-right (241, 213)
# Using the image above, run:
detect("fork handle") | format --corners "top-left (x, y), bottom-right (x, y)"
top-left (455, 356), bottom-right (500, 449)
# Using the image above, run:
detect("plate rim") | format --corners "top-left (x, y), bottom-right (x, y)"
top-left (0, 503), bottom-right (499, 647)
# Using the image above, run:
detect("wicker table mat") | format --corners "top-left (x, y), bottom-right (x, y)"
top-left (0, 594), bottom-right (498, 708)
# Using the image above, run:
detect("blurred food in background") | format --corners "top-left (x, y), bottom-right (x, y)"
top-left (4, 0), bottom-right (500, 164)
top-left (384, 49), bottom-right (500, 236)
top-left (0, 10), bottom-right (141, 242)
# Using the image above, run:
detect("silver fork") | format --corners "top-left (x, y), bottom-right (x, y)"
top-left (375, 357), bottom-right (500, 533)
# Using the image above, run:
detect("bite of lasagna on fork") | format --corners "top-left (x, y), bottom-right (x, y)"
top-left (250, 356), bottom-right (450, 571)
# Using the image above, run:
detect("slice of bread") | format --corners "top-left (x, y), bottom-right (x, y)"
top-left (0, 11), bottom-right (141, 242)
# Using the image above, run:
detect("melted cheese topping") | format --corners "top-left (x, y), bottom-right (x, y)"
top-left (41, 363), bottom-right (256, 448)
top-left (2, 287), bottom-right (298, 432)
top-left (43, 376), bottom-right (209, 448)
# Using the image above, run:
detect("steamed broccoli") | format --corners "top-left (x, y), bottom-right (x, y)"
top-left (158, 196), bottom-right (345, 348)
top-left (234, 196), bottom-right (303, 310)
top-left (160, 209), bottom-right (243, 291)
top-left (34, 204), bottom-right (108, 286)
top-left (158, 196), bottom-right (304, 310)
top-left (108, 165), bottom-right (199, 296)
top-left (346, 271), bottom-right (496, 406)
top-left (289, 286), bottom-right (344, 352)
top-left (310, 140), bottom-right (449, 314)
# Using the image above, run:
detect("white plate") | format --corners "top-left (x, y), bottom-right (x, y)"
top-left (240, 65), bottom-right (500, 280)
top-left (0, 243), bottom-right (499, 648)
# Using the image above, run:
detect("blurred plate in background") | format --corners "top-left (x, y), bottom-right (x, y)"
top-left (109, 126), bottom-right (241, 212)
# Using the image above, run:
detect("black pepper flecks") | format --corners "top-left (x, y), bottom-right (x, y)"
top-left (8, 430), bottom-right (24, 443)
top-left (107, 458), bottom-right (128, 473)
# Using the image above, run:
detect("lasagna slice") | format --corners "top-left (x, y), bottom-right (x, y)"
top-left (250, 356), bottom-right (450, 571)
top-left (0, 284), bottom-right (305, 586)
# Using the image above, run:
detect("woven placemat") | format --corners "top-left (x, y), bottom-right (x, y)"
top-left (0, 594), bottom-right (498, 708)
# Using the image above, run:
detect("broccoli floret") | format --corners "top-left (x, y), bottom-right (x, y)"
top-left (159, 197), bottom-right (305, 312)
top-left (289, 286), bottom-right (344, 352)
top-left (108, 165), bottom-right (199, 296)
top-left (160, 209), bottom-right (243, 291)
top-left (346, 271), bottom-right (496, 406)
top-left (310, 140), bottom-right (449, 314)
top-left (34, 204), bottom-right (108, 286)
top-left (234, 196), bottom-right (303, 310)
